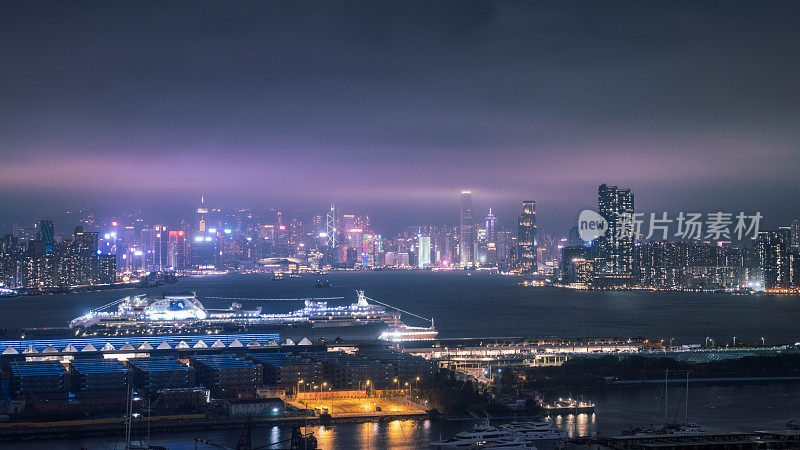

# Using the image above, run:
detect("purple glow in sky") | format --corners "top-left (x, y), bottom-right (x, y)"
top-left (1, 1), bottom-right (799, 232)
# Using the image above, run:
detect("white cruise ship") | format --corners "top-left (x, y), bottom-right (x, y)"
top-left (69, 290), bottom-right (437, 342)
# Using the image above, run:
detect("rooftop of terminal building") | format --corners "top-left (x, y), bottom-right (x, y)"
top-left (69, 359), bottom-right (127, 374)
top-left (10, 360), bottom-right (66, 377)
top-left (127, 357), bottom-right (190, 372)
top-left (190, 354), bottom-right (260, 369)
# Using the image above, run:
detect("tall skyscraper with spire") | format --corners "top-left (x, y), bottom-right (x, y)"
top-left (459, 191), bottom-right (474, 267)
top-left (196, 194), bottom-right (208, 232)
top-left (484, 208), bottom-right (498, 265)
top-left (517, 201), bottom-right (537, 274)
top-left (485, 208), bottom-right (497, 244)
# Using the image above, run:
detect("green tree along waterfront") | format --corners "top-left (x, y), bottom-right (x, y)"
top-left (518, 353), bottom-right (800, 393)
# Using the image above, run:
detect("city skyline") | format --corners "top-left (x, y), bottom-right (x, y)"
top-left (3, 2), bottom-right (800, 445)
top-left (2, 2), bottom-right (800, 232)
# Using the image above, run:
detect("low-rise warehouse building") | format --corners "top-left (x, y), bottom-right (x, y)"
top-left (127, 357), bottom-right (195, 392)
top-left (68, 359), bottom-right (128, 397)
top-left (190, 354), bottom-right (262, 397)
top-left (9, 360), bottom-right (68, 399)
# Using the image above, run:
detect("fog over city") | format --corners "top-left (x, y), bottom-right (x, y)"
top-left (3, 1), bottom-right (800, 233)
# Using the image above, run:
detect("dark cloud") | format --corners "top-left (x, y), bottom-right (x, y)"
top-left (1, 1), bottom-right (799, 233)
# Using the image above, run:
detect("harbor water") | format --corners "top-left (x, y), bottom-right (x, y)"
top-left (2, 271), bottom-right (800, 448)
top-left (1, 270), bottom-right (799, 345)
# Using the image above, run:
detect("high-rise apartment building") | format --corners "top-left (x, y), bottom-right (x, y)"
top-left (517, 201), bottom-right (537, 274)
top-left (596, 184), bottom-right (634, 278)
top-left (72, 227), bottom-right (99, 285)
top-left (757, 228), bottom-right (795, 290)
top-left (459, 191), bottom-right (474, 267)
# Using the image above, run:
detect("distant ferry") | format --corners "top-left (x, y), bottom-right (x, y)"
top-left (69, 290), bottom-right (437, 342)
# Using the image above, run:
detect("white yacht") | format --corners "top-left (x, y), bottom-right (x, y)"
top-left (498, 420), bottom-right (568, 441)
top-left (430, 420), bottom-right (511, 448)
top-left (431, 417), bottom-right (566, 449)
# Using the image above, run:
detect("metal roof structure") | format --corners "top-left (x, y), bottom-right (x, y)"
top-left (0, 333), bottom-right (280, 356)
top-left (70, 359), bottom-right (128, 374)
top-left (190, 354), bottom-right (260, 369)
top-left (10, 360), bottom-right (66, 377)
top-left (128, 357), bottom-right (191, 373)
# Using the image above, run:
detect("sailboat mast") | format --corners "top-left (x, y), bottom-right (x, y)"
top-left (664, 369), bottom-right (669, 427)
top-left (685, 372), bottom-right (689, 423)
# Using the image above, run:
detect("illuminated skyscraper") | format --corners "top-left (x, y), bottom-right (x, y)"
top-left (757, 228), bottom-right (795, 290)
top-left (168, 230), bottom-right (188, 270)
top-left (343, 214), bottom-right (356, 233)
top-left (484, 209), bottom-right (497, 265)
top-left (418, 235), bottom-right (431, 268)
top-left (38, 220), bottom-right (54, 253)
top-left (72, 227), bottom-right (99, 284)
top-left (485, 208), bottom-right (497, 244)
top-left (567, 226), bottom-right (584, 247)
top-left (196, 195), bottom-right (208, 232)
top-left (326, 204), bottom-right (337, 250)
top-left (597, 184), bottom-right (635, 278)
top-left (459, 191), bottom-right (474, 267)
top-left (792, 218), bottom-right (800, 250)
top-left (476, 228), bottom-right (488, 264)
top-left (517, 201), bottom-right (537, 274)
top-left (152, 225), bottom-right (169, 271)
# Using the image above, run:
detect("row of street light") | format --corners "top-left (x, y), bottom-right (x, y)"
top-left (296, 376), bottom-right (423, 396)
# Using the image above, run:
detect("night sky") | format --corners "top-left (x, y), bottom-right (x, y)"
top-left (1, 1), bottom-right (799, 234)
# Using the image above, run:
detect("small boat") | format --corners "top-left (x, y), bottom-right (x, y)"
top-left (540, 397), bottom-right (595, 415)
top-left (315, 279), bottom-right (331, 288)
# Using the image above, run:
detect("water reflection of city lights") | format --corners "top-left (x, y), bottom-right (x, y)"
top-left (553, 412), bottom-right (593, 438)
top-left (359, 421), bottom-right (376, 447)
top-left (388, 420), bottom-right (404, 442)
top-left (314, 425), bottom-right (333, 447)
top-left (565, 413), bottom-right (575, 437)
top-left (577, 413), bottom-right (589, 436)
